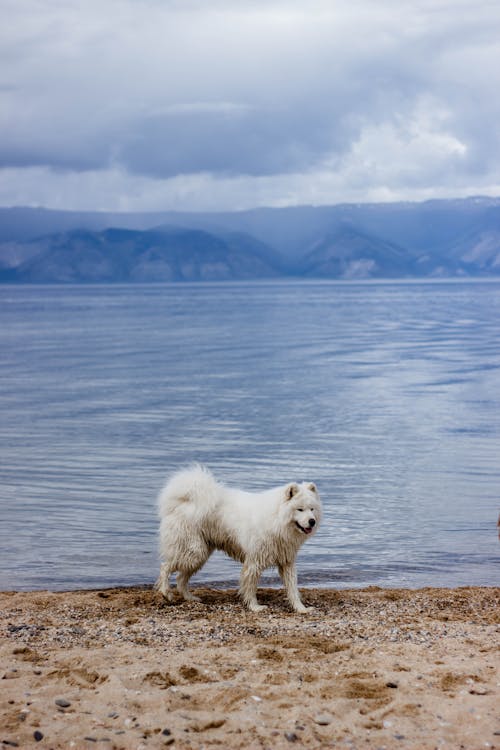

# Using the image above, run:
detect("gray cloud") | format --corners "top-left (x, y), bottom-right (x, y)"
top-left (1, 0), bottom-right (500, 209)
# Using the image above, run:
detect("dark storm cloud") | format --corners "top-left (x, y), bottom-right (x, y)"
top-left (119, 105), bottom-right (354, 178)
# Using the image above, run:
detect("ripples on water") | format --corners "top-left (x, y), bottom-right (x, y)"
top-left (0, 280), bottom-right (499, 590)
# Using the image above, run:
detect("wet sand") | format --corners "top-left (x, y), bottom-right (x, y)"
top-left (1, 586), bottom-right (499, 749)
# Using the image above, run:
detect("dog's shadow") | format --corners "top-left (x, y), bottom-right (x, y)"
top-left (155, 586), bottom-right (322, 614)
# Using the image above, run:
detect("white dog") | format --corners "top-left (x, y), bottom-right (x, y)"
top-left (156, 465), bottom-right (321, 613)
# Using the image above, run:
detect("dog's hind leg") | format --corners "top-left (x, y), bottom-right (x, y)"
top-left (176, 545), bottom-right (211, 602)
top-left (155, 562), bottom-right (174, 601)
top-left (176, 570), bottom-right (201, 602)
top-left (239, 562), bottom-right (267, 612)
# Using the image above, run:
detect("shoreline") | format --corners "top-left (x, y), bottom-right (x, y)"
top-left (1, 585), bottom-right (499, 749)
top-left (3, 579), bottom-right (499, 596)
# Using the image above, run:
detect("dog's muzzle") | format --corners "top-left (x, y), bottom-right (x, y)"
top-left (295, 519), bottom-right (315, 535)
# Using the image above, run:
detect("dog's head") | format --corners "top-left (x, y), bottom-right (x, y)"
top-left (284, 482), bottom-right (321, 537)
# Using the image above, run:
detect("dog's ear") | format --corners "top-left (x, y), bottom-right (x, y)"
top-left (285, 483), bottom-right (299, 501)
top-left (308, 483), bottom-right (317, 493)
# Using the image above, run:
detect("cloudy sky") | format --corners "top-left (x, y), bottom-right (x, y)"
top-left (1, 0), bottom-right (500, 211)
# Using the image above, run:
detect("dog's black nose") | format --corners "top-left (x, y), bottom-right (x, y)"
top-left (308, 518), bottom-right (316, 528)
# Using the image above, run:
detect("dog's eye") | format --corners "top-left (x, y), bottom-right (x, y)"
top-left (297, 508), bottom-right (303, 512)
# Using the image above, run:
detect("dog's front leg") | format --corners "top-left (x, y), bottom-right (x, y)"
top-left (239, 562), bottom-right (267, 612)
top-left (279, 563), bottom-right (312, 613)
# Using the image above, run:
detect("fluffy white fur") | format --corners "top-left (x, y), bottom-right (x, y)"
top-left (156, 465), bottom-right (321, 613)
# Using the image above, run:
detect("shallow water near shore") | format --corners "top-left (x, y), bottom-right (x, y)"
top-left (0, 280), bottom-right (499, 591)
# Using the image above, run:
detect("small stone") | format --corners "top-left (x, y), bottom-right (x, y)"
top-left (394, 734), bottom-right (405, 740)
top-left (164, 738), bottom-right (175, 746)
top-left (285, 732), bottom-right (298, 742)
top-left (386, 681), bottom-right (398, 688)
top-left (55, 698), bottom-right (71, 708)
top-left (162, 729), bottom-right (172, 736)
top-left (33, 731), bottom-right (44, 742)
top-left (107, 712), bottom-right (119, 719)
top-left (84, 738), bottom-right (97, 743)
top-left (2, 671), bottom-right (19, 680)
top-left (187, 715), bottom-right (225, 732)
top-left (314, 713), bottom-right (333, 725)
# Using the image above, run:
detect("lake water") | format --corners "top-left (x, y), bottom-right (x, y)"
top-left (0, 280), bottom-right (499, 592)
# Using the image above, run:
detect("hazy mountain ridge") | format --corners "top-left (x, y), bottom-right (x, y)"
top-left (1, 197), bottom-right (500, 281)
top-left (299, 226), bottom-right (416, 279)
top-left (0, 227), bottom-right (283, 283)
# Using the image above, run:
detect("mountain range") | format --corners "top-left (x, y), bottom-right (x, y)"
top-left (1, 197), bottom-right (500, 282)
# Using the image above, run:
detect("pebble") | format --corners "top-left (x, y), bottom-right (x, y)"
top-left (314, 713), bottom-right (334, 725)
top-left (55, 698), bottom-right (71, 708)
top-left (386, 681), bottom-right (399, 689)
top-left (7, 624), bottom-right (28, 633)
top-left (33, 731), bottom-right (44, 742)
top-left (285, 732), bottom-right (299, 742)
top-left (162, 729), bottom-right (172, 736)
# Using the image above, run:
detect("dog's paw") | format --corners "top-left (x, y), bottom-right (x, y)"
top-left (248, 603), bottom-right (268, 613)
top-left (163, 593), bottom-right (175, 603)
top-left (183, 593), bottom-right (201, 603)
top-left (294, 604), bottom-right (314, 614)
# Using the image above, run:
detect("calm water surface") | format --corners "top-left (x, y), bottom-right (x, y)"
top-left (0, 281), bottom-right (499, 591)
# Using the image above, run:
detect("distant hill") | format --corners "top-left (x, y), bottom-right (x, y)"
top-left (299, 226), bottom-right (416, 279)
top-left (0, 227), bottom-right (283, 283)
top-left (1, 197), bottom-right (500, 281)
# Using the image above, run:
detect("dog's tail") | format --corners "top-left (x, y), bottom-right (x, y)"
top-left (157, 464), bottom-right (220, 516)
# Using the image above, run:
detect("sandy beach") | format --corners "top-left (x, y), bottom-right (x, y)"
top-left (1, 585), bottom-right (498, 749)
